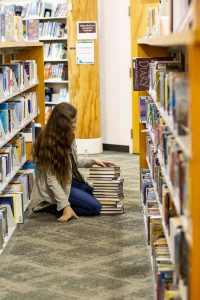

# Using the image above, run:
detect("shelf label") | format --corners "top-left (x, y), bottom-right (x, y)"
top-left (77, 21), bottom-right (97, 40)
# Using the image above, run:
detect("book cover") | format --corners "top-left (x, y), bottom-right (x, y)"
top-left (5, 14), bottom-right (14, 42)
top-left (0, 206), bottom-right (8, 236)
top-left (133, 57), bottom-right (173, 91)
top-left (26, 20), bottom-right (39, 41)
top-left (0, 196), bottom-right (14, 215)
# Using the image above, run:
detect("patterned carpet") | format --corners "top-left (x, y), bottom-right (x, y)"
top-left (0, 152), bottom-right (155, 300)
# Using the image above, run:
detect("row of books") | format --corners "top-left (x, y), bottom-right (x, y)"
top-left (0, 13), bottom-right (67, 42)
top-left (44, 63), bottom-right (68, 81)
top-left (39, 21), bottom-right (67, 39)
top-left (0, 119), bottom-right (35, 183)
top-left (146, 132), bottom-right (188, 216)
top-left (88, 166), bottom-right (124, 215)
top-left (147, 0), bottom-right (192, 37)
top-left (139, 93), bottom-right (189, 215)
top-left (44, 43), bottom-right (67, 60)
top-left (0, 134), bottom-right (26, 183)
top-left (0, 13), bottom-right (24, 42)
top-left (22, 1), bottom-right (66, 18)
top-left (25, 20), bottom-right (67, 41)
top-left (0, 60), bottom-right (38, 98)
top-left (142, 166), bottom-right (176, 235)
top-left (45, 87), bottom-right (68, 102)
top-left (0, 164), bottom-right (36, 249)
top-left (141, 169), bottom-right (188, 299)
top-left (0, 4), bottom-right (23, 16)
top-left (0, 93), bottom-right (38, 141)
top-left (134, 56), bottom-right (189, 137)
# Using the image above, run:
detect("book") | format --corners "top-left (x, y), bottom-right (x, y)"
top-left (54, 3), bottom-right (66, 17)
top-left (0, 195), bottom-right (14, 216)
top-left (133, 57), bottom-right (173, 91)
top-left (1, 192), bottom-right (23, 224)
top-left (0, 213), bottom-right (3, 248)
top-left (174, 75), bottom-right (189, 135)
top-left (89, 166), bottom-right (124, 215)
top-left (26, 20), bottom-right (39, 41)
top-left (5, 14), bottom-right (14, 42)
top-left (0, 206), bottom-right (8, 237)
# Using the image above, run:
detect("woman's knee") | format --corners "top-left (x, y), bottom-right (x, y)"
top-left (93, 200), bottom-right (101, 215)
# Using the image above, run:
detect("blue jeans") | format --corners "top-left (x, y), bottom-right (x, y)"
top-left (68, 179), bottom-right (101, 216)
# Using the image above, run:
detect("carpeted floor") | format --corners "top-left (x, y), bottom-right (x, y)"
top-left (0, 152), bottom-right (155, 300)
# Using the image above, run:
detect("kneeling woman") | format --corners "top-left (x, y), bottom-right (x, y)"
top-left (32, 102), bottom-right (114, 222)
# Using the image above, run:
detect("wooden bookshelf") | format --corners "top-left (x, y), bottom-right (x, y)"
top-left (39, 37), bottom-right (67, 41)
top-left (34, 12), bottom-right (69, 113)
top-left (44, 80), bottom-right (69, 83)
top-left (44, 59), bottom-right (68, 62)
top-left (24, 17), bottom-right (66, 21)
top-left (131, 0), bottom-right (200, 299)
top-left (0, 42), bottom-right (45, 255)
top-left (45, 101), bottom-right (67, 105)
top-left (0, 82), bottom-right (39, 105)
top-left (0, 114), bottom-right (38, 149)
top-left (137, 30), bottom-right (200, 47)
top-left (16, 45), bottom-right (45, 127)
top-left (148, 90), bottom-right (191, 157)
top-left (0, 42), bottom-right (43, 49)
top-left (0, 157), bottom-right (27, 194)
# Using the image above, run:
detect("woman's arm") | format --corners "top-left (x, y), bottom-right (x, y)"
top-left (58, 206), bottom-right (79, 222)
top-left (77, 156), bottom-right (116, 168)
top-left (46, 174), bottom-right (78, 222)
top-left (72, 141), bottom-right (115, 168)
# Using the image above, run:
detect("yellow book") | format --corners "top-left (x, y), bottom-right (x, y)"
top-left (165, 290), bottom-right (181, 300)
top-left (14, 16), bottom-right (19, 41)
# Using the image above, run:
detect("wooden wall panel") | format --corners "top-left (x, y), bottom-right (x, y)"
top-left (67, 0), bottom-right (100, 139)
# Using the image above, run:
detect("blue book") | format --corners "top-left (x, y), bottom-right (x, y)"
top-left (0, 110), bottom-right (8, 134)
top-left (22, 161), bottom-right (37, 176)
top-left (0, 196), bottom-right (14, 215)
top-left (0, 103), bottom-right (9, 110)
top-left (0, 103), bottom-right (9, 133)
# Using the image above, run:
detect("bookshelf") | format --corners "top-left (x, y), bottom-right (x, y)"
top-left (44, 59), bottom-right (68, 62)
top-left (137, 30), bottom-right (200, 47)
top-left (22, 0), bottom-right (69, 108)
top-left (44, 80), bottom-right (69, 83)
top-left (0, 82), bottom-right (38, 105)
top-left (131, 0), bottom-right (200, 299)
top-left (24, 17), bottom-right (66, 21)
top-left (36, 14), bottom-right (69, 110)
top-left (39, 37), bottom-right (67, 41)
top-left (0, 42), bottom-right (42, 49)
top-left (0, 41), bottom-right (45, 254)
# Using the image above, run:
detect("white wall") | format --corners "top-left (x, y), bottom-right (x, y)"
top-left (98, 0), bottom-right (132, 149)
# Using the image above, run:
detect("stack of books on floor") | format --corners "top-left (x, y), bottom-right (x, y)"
top-left (88, 166), bottom-right (124, 215)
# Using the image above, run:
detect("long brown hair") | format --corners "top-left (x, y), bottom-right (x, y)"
top-left (33, 102), bottom-right (77, 187)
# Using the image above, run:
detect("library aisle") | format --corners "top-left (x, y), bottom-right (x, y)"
top-left (0, 152), bottom-right (155, 300)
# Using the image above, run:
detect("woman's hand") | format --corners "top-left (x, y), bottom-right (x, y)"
top-left (92, 159), bottom-right (116, 167)
top-left (58, 206), bottom-right (79, 222)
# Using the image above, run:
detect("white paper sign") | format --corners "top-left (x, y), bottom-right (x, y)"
top-left (76, 41), bottom-right (94, 65)
top-left (77, 21), bottom-right (97, 40)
